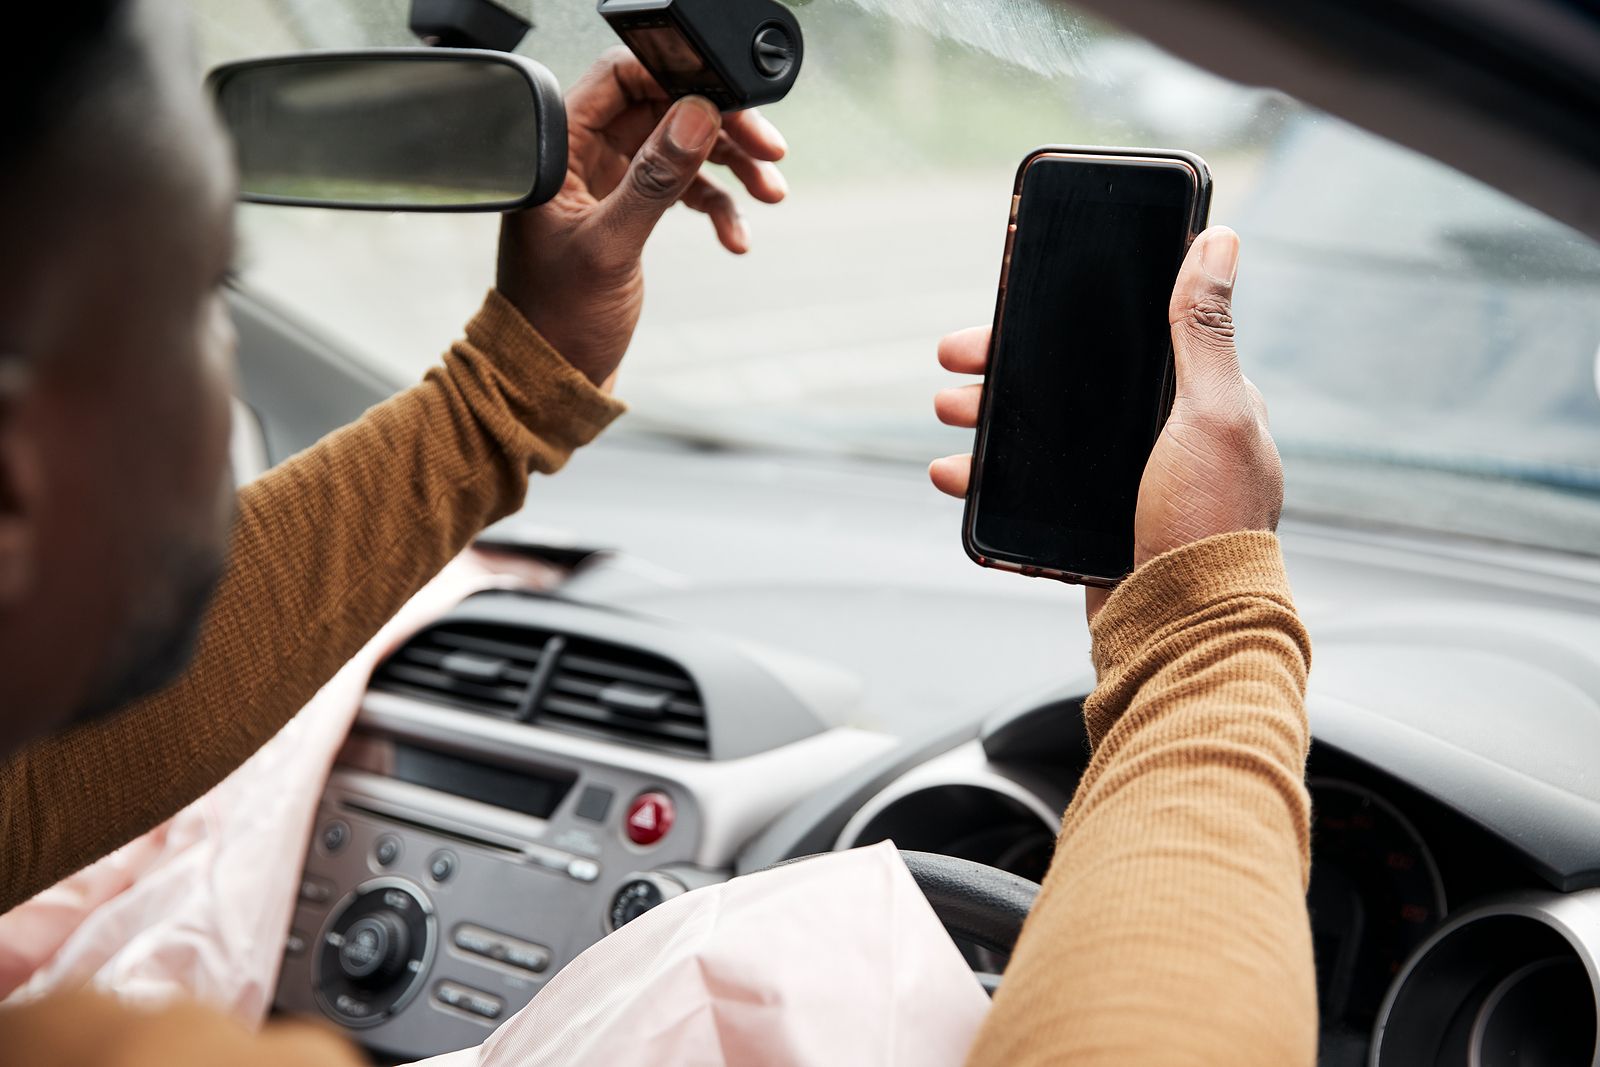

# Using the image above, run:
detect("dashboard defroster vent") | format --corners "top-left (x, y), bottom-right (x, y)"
top-left (370, 619), bottom-right (710, 757)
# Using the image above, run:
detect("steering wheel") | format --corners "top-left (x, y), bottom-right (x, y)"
top-left (767, 850), bottom-right (1042, 989)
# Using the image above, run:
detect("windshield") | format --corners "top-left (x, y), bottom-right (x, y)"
top-left (190, 0), bottom-right (1600, 555)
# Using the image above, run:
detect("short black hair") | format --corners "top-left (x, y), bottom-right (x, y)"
top-left (4, 2), bottom-right (134, 176)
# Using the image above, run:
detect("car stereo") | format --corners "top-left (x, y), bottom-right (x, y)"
top-left (275, 724), bottom-right (708, 1059)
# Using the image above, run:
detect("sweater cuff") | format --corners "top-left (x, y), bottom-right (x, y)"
top-left (1090, 531), bottom-right (1295, 679)
top-left (465, 289), bottom-right (627, 455)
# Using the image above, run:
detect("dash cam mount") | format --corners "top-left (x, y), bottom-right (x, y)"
top-left (410, 0), bottom-right (531, 52)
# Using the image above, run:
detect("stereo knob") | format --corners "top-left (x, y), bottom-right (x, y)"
top-left (607, 872), bottom-right (686, 933)
top-left (314, 879), bottom-right (434, 1028)
top-left (338, 911), bottom-right (409, 987)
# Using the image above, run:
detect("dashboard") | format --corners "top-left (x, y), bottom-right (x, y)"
top-left (252, 431), bottom-right (1600, 1067)
top-left (274, 577), bottom-right (1600, 1065)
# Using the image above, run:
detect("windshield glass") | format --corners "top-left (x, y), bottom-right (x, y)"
top-left (190, 0), bottom-right (1600, 555)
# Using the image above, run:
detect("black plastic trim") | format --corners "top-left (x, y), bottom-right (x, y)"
top-left (1310, 696), bottom-right (1600, 893)
top-left (735, 719), bottom-right (980, 874)
top-left (1061, 0), bottom-right (1600, 240)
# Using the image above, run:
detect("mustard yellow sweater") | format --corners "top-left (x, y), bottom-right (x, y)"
top-left (0, 292), bottom-right (622, 913)
top-left (0, 293), bottom-right (1316, 1064)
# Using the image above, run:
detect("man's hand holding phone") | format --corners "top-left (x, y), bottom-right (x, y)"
top-left (931, 226), bottom-right (1284, 619)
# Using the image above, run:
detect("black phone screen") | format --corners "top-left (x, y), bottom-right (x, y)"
top-left (968, 154), bottom-right (1199, 581)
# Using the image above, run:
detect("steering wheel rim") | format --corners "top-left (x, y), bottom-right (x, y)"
top-left (765, 849), bottom-right (1042, 959)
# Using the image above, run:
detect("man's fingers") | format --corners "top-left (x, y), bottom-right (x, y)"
top-left (934, 383), bottom-right (983, 428)
top-left (568, 50), bottom-right (788, 159)
top-left (593, 96), bottom-right (723, 263)
top-left (938, 327), bottom-right (991, 374)
top-left (709, 135), bottom-right (788, 204)
top-left (929, 454), bottom-right (973, 498)
top-left (723, 107), bottom-right (788, 162)
top-left (1168, 226), bottom-right (1243, 399)
top-left (566, 47), bottom-right (670, 133)
top-left (681, 173), bottom-right (748, 254)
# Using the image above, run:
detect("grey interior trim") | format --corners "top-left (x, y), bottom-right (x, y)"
top-left (733, 718), bottom-right (982, 874)
top-left (362, 691), bottom-right (895, 868)
top-left (431, 591), bottom-right (858, 761)
top-left (1312, 700), bottom-right (1600, 892)
top-left (1372, 890), bottom-right (1600, 1065)
top-left (228, 286), bottom-right (400, 464)
top-left (1061, 0), bottom-right (1600, 241)
top-left (735, 681), bottom-right (1096, 874)
top-left (833, 740), bottom-right (1064, 852)
top-left (979, 684), bottom-right (1094, 766)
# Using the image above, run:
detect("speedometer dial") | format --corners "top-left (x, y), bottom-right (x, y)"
top-left (1308, 778), bottom-right (1446, 1059)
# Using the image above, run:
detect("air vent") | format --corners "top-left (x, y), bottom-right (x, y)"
top-left (537, 637), bottom-right (709, 757)
top-left (370, 622), bottom-right (550, 718)
top-left (371, 622), bottom-right (710, 757)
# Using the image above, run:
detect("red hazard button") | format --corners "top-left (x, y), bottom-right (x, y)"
top-left (625, 791), bottom-right (675, 846)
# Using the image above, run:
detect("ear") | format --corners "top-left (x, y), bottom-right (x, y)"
top-left (0, 359), bottom-right (40, 605)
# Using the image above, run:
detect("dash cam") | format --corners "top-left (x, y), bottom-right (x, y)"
top-left (598, 0), bottom-right (804, 111)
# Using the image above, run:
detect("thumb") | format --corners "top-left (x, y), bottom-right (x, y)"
top-left (1168, 226), bottom-right (1243, 399)
top-left (593, 96), bottom-right (722, 260)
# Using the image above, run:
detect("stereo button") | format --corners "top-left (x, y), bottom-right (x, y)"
top-left (334, 993), bottom-right (374, 1019)
top-left (320, 821), bottom-right (349, 853)
top-left (575, 785), bottom-right (614, 823)
top-left (453, 923), bottom-right (550, 974)
top-left (436, 981), bottom-right (503, 1020)
top-left (374, 835), bottom-right (401, 867)
top-left (428, 850), bottom-right (458, 883)
top-left (503, 943), bottom-right (550, 974)
top-left (453, 927), bottom-right (498, 957)
top-left (299, 878), bottom-right (334, 904)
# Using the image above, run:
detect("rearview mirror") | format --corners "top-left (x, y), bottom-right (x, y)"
top-left (207, 49), bottom-right (567, 213)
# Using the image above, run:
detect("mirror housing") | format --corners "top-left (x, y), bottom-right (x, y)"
top-left (207, 48), bottom-right (567, 213)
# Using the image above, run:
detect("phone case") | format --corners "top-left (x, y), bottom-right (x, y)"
top-left (961, 145), bottom-right (1214, 588)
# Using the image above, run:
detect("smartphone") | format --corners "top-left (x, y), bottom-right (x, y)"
top-left (962, 146), bottom-right (1212, 586)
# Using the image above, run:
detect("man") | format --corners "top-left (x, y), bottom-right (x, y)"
top-left (0, 0), bottom-right (784, 904)
top-left (0, 1), bottom-right (1316, 1064)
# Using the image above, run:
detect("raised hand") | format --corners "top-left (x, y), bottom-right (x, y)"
top-left (495, 48), bottom-right (789, 388)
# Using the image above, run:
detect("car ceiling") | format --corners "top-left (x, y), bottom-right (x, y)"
top-left (1061, 0), bottom-right (1600, 242)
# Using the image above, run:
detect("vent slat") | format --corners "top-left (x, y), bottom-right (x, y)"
top-left (557, 653), bottom-right (695, 693)
top-left (548, 675), bottom-right (605, 700)
top-left (428, 630), bottom-right (547, 666)
top-left (379, 664), bottom-right (525, 708)
top-left (371, 622), bottom-right (542, 715)
top-left (541, 694), bottom-right (710, 745)
top-left (371, 682), bottom-right (523, 718)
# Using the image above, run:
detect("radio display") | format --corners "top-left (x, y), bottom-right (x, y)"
top-left (391, 744), bottom-right (576, 820)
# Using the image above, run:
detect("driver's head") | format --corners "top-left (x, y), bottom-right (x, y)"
top-left (0, 0), bottom-right (237, 757)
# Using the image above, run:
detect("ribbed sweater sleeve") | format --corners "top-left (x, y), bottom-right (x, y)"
top-left (0, 291), bottom-right (624, 912)
top-left (964, 530), bottom-right (1317, 1066)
